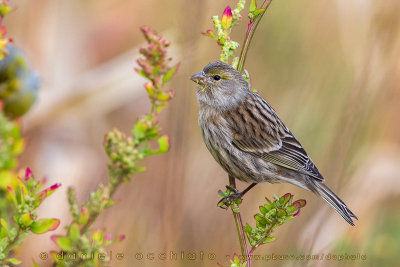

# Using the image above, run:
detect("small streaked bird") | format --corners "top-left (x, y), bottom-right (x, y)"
top-left (190, 61), bottom-right (357, 226)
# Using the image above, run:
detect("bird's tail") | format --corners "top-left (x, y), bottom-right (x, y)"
top-left (309, 181), bottom-right (358, 226)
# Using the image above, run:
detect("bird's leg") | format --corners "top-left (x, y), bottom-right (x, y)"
top-left (218, 183), bottom-right (257, 208)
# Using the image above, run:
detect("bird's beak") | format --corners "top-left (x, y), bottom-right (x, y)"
top-left (190, 71), bottom-right (205, 86)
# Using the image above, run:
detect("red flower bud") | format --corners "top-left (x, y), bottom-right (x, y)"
top-left (25, 168), bottom-right (33, 180)
top-left (221, 6), bottom-right (233, 30)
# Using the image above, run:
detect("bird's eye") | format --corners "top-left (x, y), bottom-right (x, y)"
top-left (213, 75), bottom-right (221, 81)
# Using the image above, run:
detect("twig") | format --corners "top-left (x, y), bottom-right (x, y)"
top-left (229, 1), bottom-right (274, 266)
top-left (237, 0), bottom-right (273, 73)
top-left (228, 176), bottom-right (250, 266)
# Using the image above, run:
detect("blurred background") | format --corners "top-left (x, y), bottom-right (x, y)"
top-left (4, 0), bottom-right (400, 266)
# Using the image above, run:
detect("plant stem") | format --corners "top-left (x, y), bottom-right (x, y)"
top-left (80, 177), bottom-right (123, 234)
top-left (237, 0), bottom-right (273, 73)
top-left (229, 176), bottom-right (250, 267)
top-left (228, 1), bottom-right (274, 265)
top-left (3, 228), bottom-right (21, 256)
top-left (80, 100), bottom-right (158, 235)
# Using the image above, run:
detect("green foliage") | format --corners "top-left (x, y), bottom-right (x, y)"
top-left (0, 169), bottom-right (61, 266)
top-left (248, 0), bottom-right (265, 20)
top-left (0, 110), bottom-right (24, 171)
top-left (244, 193), bottom-right (306, 248)
top-left (51, 26), bottom-right (178, 267)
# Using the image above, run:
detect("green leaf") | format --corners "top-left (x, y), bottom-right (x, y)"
top-left (253, 8), bottom-right (265, 16)
top-left (244, 223), bottom-right (253, 234)
top-left (263, 204), bottom-right (272, 213)
top-left (135, 68), bottom-right (148, 78)
top-left (78, 207), bottom-right (89, 225)
top-left (286, 206), bottom-right (298, 214)
top-left (0, 218), bottom-right (8, 238)
top-left (68, 223), bottom-right (80, 242)
top-left (279, 193), bottom-right (292, 206)
top-left (6, 257), bottom-right (22, 265)
top-left (157, 135), bottom-right (170, 154)
top-left (249, 0), bottom-right (256, 13)
top-left (54, 236), bottom-right (73, 251)
top-left (162, 62), bottom-right (180, 84)
top-left (35, 184), bottom-right (61, 207)
top-left (132, 120), bottom-right (147, 141)
top-left (133, 166), bottom-right (146, 172)
top-left (254, 214), bottom-right (267, 226)
top-left (259, 205), bottom-right (267, 215)
top-left (30, 218), bottom-right (60, 234)
top-left (282, 216), bottom-right (293, 223)
top-left (92, 229), bottom-right (104, 244)
top-left (15, 186), bottom-right (22, 205)
top-left (20, 213), bottom-right (34, 227)
top-left (262, 236), bottom-right (276, 244)
top-left (157, 91), bottom-right (171, 101)
top-left (276, 208), bottom-right (287, 218)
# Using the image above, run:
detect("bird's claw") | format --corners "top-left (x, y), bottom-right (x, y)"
top-left (217, 190), bottom-right (243, 209)
top-left (225, 185), bottom-right (238, 193)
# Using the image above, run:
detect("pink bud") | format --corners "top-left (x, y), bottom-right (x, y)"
top-left (104, 234), bottom-right (112, 241)
top-left (7, 185), bottom-right (13, 192)
top-left (25, 168), bottom-right (33, 180)
top-left (221, 6), bottom-right (233, 30)
top-left (292, 199), bottom-right (306, 216)
top-left (201, 29), bottom-right (215, 39)
top-left (50, 183), bottom-right (61, 191)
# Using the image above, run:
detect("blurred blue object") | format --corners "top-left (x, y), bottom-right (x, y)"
top-left (0, 43), bottom-right (40, 119)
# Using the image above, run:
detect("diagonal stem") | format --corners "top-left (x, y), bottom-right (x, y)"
top-left (228, 1), bottom-right (274, 266)
top-left (237, 0), bottom-right (273, 74)
top-left (229, 176), bottom-right (251, 267)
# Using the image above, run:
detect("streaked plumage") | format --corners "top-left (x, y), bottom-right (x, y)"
top-left (191, 61), bottom-right (357, 226)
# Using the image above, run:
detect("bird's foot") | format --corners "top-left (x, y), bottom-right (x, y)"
top-left (217, 185), bottom-right (243, 209)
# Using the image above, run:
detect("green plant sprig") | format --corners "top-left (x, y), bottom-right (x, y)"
top-left (0, 168), bottom-right (61, 266)
top-left (202, 0), bottom-right (246, 66)
top-left (245, 193), bottom-right (306, 254)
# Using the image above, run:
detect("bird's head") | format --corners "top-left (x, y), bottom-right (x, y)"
top-left (190, 61), bottom-right (250, 109)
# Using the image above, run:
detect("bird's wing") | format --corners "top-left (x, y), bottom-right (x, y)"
top-left (228, 95), bottom-right (324, 181)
